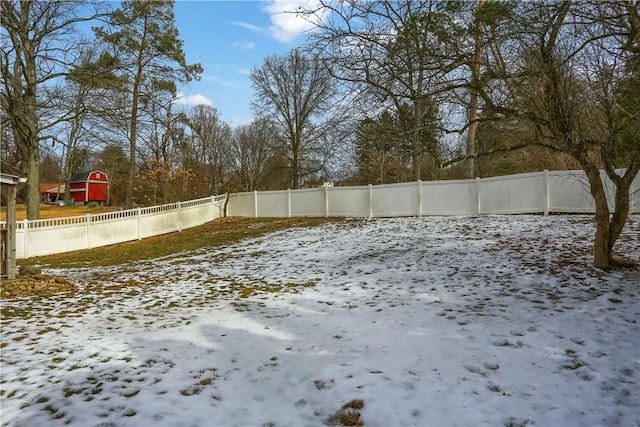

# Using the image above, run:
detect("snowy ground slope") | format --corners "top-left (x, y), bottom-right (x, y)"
top-left (1, 215), bottom-right (639, 427)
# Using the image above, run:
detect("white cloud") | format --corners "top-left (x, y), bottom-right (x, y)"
top-left (232, 20), bottom-right (264, 33)
top-left (232, 40), bottom-right (256, 50)
top-left (173, 92), bottom-right (213, 107)
top-left (264, 0), bottom-right (324, 43)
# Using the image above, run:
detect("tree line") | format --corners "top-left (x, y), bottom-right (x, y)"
top-left (2, 0), bottom-right (638, 268)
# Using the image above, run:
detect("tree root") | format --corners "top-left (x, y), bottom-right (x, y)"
top-left (610, 257), bottom-right (640, 270)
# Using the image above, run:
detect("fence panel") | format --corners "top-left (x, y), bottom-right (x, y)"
top-left (15, 227), bottom-right (24, 259)
top-left (327, 186), bottom-right (370, 217)
top-left (226, 193), bottom-right (255, 217)
top-left (24, 223), bottom-right (88, 257)
top-left (180, 197), bottom-right (218, 228)
top-left (548, 171), bottom-right (594, 213)
top-left (371, 182), bottom-right (419, 217)
top-left (88, 217), bottom-right (139, 248)
top-left (421, 179), bottom-right (477, 215)
top-left (140, 208), bottom-right (180, 239)
top-left (480, 171), bottom-right (546, 214)
top-left (257, 190), bottom-right (290, 217)
top-left (290, 188), bottom-right (325, 216)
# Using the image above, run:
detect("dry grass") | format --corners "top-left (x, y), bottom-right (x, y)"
top-left (21, 217), bottom-right (344, 269)
top-left (1, 204), bottom-right (121, 221)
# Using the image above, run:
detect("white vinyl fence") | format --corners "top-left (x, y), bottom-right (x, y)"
top-left (9, 195), bottom-right (227, 259)
top-left (3, 169), bottom-right (639, 260)
top-left (227, 169), bottom-right (640, 218)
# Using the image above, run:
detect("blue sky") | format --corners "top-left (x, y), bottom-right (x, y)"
top-left (172, 0), bottom-right (321, 126)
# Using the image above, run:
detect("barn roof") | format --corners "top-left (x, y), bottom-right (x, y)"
top-left (70, 170), bottom-right (108, 182)
top-left (70, 172), bottom-right (91, 182)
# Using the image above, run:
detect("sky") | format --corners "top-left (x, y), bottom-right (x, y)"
top-left (172, 0), bottom-right (322, 126)
top-left (2, 215), bottom-right (639, 426)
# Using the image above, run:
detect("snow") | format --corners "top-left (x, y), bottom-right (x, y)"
top-left (1, 215), bottom-right (639, 427)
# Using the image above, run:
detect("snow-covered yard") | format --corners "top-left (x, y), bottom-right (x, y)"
top-left (1, 215), bottom-right (639, 427)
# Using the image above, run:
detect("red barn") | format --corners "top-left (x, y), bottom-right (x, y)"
top-left (69, 170), bottom-right (109, 205)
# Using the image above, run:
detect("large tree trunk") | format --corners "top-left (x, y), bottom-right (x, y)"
top-left (11, 125), bottom-right (39, 219)
top-left (582, 154), bottom-right (639, 269)
top-left (412, 100), bottom-right (423, 181)
top-left (604, 161), bottom-right (640, 267)
top-left (124, 63), bottom-right (143, 209)
top-left (26, 140), bottom-right (40, 220)
top-left (24, 95), bottom-right (40, 220)
top-left (412, 137), bottom-right (421, 181)
top-left (466, 0), bottom-right (484, 179)
top-left (592, 204), bottom-right (612, 269)
top-left (291, 146), bottom-right (300, 189)
top-left (24, 29), bottom-right (40, 220)
top-left (124, 91), bottom-right (138, 209)
top-left (582, 163), bottom-right (613, 269)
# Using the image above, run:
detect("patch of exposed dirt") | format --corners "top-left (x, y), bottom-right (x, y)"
top-left (327, 399), bottom-right (365, 426)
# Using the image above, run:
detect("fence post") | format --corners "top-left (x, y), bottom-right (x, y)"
top-left (476, 177), bottom-right (481, 215)
top-left (22, 219), bottom-right (28, 259)
top-left (177, 201), bottom-right (182, 232)
top-left (5, 185), bottom-right (16, 275)
top-left (417, 180), bottom-right (423, 217)
top-left (544, 169), bottom-right (550, 216)
top-left (210, 195), bottom-right (215, 220)
top-left (86, 214), bottom-right (92, 249)
top-left (324, 185), bottom-right (329, 218)
top-left (287, 189), bottom-right (291, 218)
top-left (254, 190), bottom-right (258, 218)
top-left (368, 184), bottom-right (373, 219)
top-left (137, 207), bottom-right (142, 240)
top-left (629, 170), bottom-right (639, 213)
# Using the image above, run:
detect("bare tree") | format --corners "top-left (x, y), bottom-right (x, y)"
top-left (250, 49), bottom-right (337, 189)
top-left (231, 119), bottom-right (278, 191)
top-left (185, 105), bottom-right (233, 195)
top-left (478, 1), bottom-right (639, 268)
top-left (94, 0), bottom-right (202, 208)
top-left (1, 0), bottom-right (105, 219)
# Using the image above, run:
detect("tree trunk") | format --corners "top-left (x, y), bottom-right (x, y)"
top-left (26, 141), bottom-right (40, 220)
top-left (24, 98), bottom-right (40, 219)
top-left (124, 63), bottom-right (143, 209)
top-left (24, 32), bottom-right (40, 220)
top-left (604, 165), bottom-right (639, 267)
top-left (292, 148), bottom-right (300, 189)
top-left (582, 163), bottom-right (612, 268)
top-left (63, 144), bottom-right (73, 202)
top-left (466, 0), bottom-right (484, 179)
top-left (223, 191), bottom-right (230, 217)
top-left (12, 113), bottom-right (38, 219)
top-left (124, 127), bottom-right (136, 209)
top-left (607, 180), bottom-right (631, 265)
